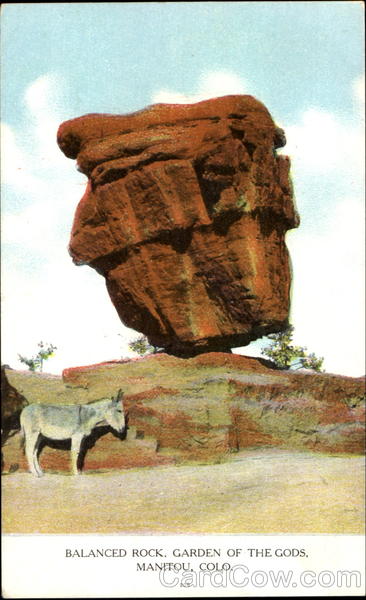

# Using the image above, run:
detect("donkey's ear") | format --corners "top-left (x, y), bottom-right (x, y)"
top-left (115, 388), bottom-right (124, 402)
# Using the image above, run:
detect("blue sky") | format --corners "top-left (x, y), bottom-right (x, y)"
top-left (1, 2), bottom-right (364, 375)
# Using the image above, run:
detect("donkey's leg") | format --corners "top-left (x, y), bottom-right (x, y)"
top-left (25, 432), bottom-right (43, 477)
top-left (71, 434), bottom-right (84, 475)
top-left (32, 434), bottom-right (44, 477)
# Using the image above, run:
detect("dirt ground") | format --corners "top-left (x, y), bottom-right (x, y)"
top-left (2, 449), bottom-right (364, 534)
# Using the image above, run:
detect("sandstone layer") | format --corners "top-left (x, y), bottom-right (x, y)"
top-left (58, 95), bottom-right (299, 356)
top-left (2, 355), bottom-right (364, 474)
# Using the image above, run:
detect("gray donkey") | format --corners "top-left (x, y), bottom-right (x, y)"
top-left (20, 389), bottom-right (125, 476)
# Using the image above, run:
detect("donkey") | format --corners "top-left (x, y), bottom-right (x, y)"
top-left (20, 389), bottom-right (126, 476)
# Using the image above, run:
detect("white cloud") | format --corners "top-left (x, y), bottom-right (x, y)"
top-left (287, 196), bottom-right (365, 376)
top-left (1, 122), bottom-right (25, 181)
top-left (1, 74), bottom-right (74, 199)
top-left (152, 70), bottom-right (248, 104)
top-left (0, 122), bottom-right (44, 192)
top-left (1, 73), bottom-right (137, 374)
top-left (279, 106), bottom-right (364, 179)
top-left (352, 73), bottom-right (365, 116)
top-left (1, 73), bottom-right (86, 243)
top-left (24, 73), bottom-right (64, 114)
top-left (2, 202), bottom-right (60, 249)
top-left (24, 73), bottom-right (70, 166)
top-left (1, 260), bottom-right (134, 373)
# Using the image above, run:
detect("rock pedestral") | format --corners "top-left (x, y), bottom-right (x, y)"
top-left (2, 357), bottom-right (365, 475)
top-left (58, 95), bottom-right (299, 356)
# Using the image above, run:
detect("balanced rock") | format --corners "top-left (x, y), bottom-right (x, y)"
top-left (58, 95), bottom-right (299, 356)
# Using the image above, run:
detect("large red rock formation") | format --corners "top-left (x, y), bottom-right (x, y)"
top-left (58, 95), bottom-right (299, 356)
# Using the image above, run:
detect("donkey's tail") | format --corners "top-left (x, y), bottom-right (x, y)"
top-left (19, 425), bottom-right (26, 452)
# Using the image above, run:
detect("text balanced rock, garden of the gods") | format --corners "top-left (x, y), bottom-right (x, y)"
top-left (58, 95), bottom-right (299, 357)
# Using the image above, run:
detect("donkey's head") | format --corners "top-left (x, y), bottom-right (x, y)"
top-left (105, 389), bottom-right (125, 434)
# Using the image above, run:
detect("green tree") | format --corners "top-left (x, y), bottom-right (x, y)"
top-left (261, 325), bottom-right (324, 372)
top-left (18, 341), bottom-right (57, 372)
top-left (128, 334), bottom-right (159, 356)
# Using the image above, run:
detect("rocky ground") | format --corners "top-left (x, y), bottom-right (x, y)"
top-left (2, 449), bottom-right (364, 534)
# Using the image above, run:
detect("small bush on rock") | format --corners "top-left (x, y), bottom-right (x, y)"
top-left (261, 326), bottom-right (324, 372)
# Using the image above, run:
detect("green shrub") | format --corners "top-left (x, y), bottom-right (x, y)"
top-left (261, 326), bottom-right (324, 372)
top-left (18, 341), bottom-right (57, 372)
